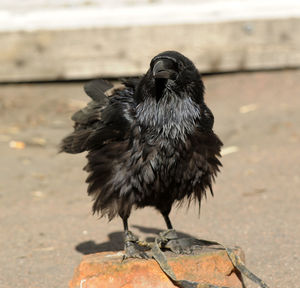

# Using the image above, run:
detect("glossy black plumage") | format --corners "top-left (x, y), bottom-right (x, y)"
top-left (60, 51), bottom-right (222, 235)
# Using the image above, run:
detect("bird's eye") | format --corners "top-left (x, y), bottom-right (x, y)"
top-left (178, 62), bottom-right (184, 70)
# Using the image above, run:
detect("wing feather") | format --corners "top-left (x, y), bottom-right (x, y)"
top-left (60, 79), bottom-right (134, 154)
top-left (84, 79), bottom-right (113, 103)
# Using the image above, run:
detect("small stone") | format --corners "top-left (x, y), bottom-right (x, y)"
top-left (28, 137), bottom-right (47, 146)
top-left (9, 140), bottom-right (25, 149)
top-left (31, 190), bottom-right (45, 198)
top-left (221, 146), bottom-right (239, 156)
top-left (239, 103), bottom-right (258, 114)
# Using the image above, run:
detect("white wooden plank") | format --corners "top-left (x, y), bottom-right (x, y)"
top-left (0, 0), bottom-right (299, 81)
top-left (1, 0), bottom-right (300, 31)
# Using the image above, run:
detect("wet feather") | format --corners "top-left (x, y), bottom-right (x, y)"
top-left (60, 51), bottom-right (223, 222)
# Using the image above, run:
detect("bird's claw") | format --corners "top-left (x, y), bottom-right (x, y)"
top-left (156, 229), bottom-right (178, 247)
top-left (157, 230), bottom-right (200, 255)
top-left (124, 230), bottom-right (139, 242)
top-left (158, 229), bottom-right (178, 242)
top-left (123, 241), bottom-right (149, 260)
top-left (164, 238), bottom-right (194, 254)
top-left (123, 230), bottom-right (149, 260)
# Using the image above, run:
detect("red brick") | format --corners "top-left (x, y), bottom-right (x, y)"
top-left (69, 248), bottom-right (245, 288)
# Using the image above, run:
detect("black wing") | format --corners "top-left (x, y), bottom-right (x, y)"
top-left (60, 79), bottom-right (135, 154)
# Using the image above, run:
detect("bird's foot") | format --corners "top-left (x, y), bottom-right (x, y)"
top-left (157, 229), bottom-right (178, 244)
top-left (157, 229), bottom-right (201, 255)
top-left (123, 231), bottom-right (149, 260)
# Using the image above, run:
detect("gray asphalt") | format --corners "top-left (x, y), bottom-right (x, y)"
top-left (0, 70), bottom-right (299, 288)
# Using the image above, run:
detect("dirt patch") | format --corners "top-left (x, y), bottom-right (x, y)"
top-left (0, 70), bottom-right (299, 288)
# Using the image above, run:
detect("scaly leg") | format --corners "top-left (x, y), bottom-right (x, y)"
top-left (122, 217), bottom-right (149, 259)
top-left (159, 211), bottom-right (199, 254)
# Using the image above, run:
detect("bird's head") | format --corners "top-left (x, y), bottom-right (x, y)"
top-left (136, 51), bottom-right (204, 103)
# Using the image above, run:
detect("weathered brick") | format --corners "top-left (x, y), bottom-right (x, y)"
top-left (70, 247), bottom-right (245, 288)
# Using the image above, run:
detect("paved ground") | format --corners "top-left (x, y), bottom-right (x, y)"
top-left (0, 70), bottom-right (299, 288)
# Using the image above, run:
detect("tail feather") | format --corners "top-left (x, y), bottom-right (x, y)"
top-left (59, 129), bottom-right (92, 154)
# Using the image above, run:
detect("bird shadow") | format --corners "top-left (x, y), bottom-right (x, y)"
top-left (75, 225), bottom-right (198, 255)
top-left (75, 231), bottom-right (124, 254)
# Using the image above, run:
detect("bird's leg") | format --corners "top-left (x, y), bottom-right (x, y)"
top-left (122, 217), bottom-right (149, 260)
top-left (163, 213), bottom-right (173, 230)
top-left (158, 211), bottom-right (197, 254)
top-left (159, 212), bottom-right (180, 244)
top-left (158, 212), bottom-right (181, 249)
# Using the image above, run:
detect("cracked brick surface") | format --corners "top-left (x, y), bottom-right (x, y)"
top-left (69, 248), bottom-right (245, 288)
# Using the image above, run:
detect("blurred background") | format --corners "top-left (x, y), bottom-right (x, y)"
top-left (0, 1), bottom-right (299, 287)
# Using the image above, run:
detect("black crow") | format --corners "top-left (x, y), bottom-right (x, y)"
top-left (60, 51), bottom-right (222, 258)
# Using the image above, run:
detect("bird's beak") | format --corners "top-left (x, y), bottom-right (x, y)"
top-left (152, 59), bottom-right (177, 80)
